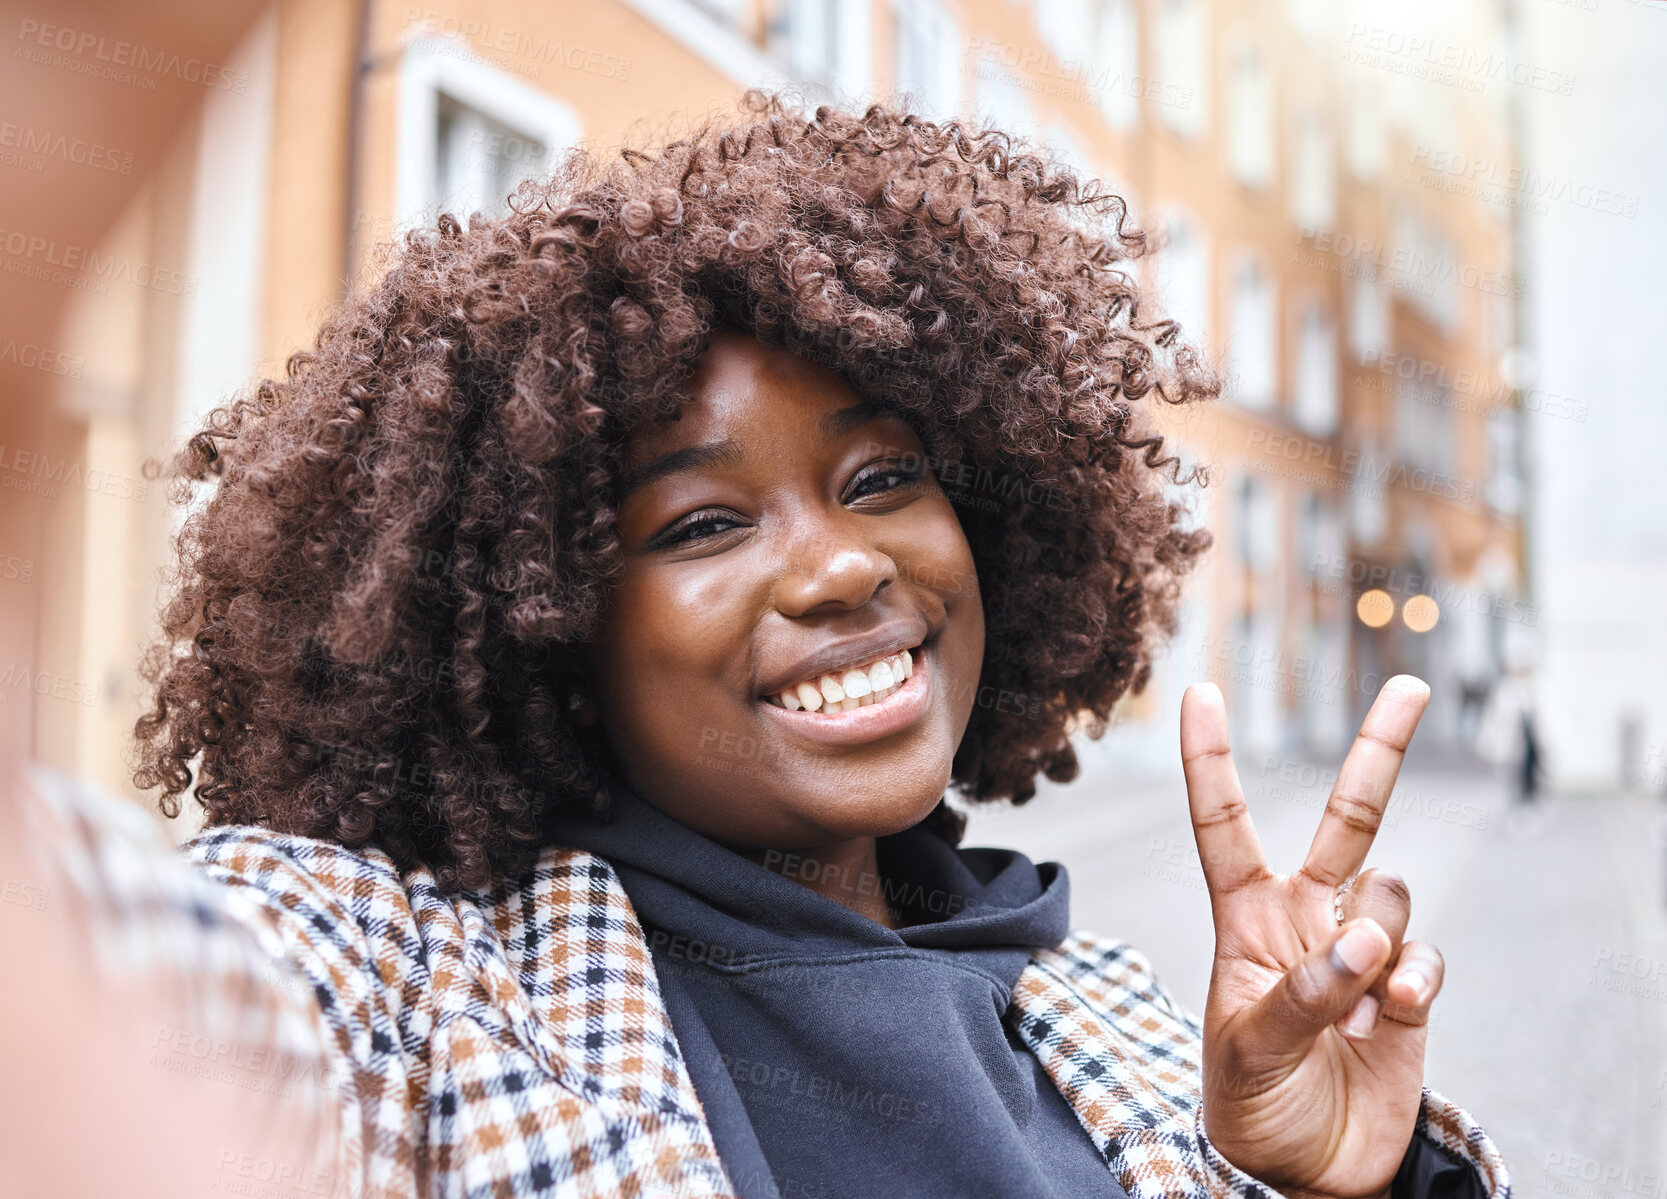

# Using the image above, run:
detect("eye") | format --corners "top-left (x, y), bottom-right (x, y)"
top-left (651, 509), bottom-right (745, 548)
top-left (846, 458), bottom-right (926, 502)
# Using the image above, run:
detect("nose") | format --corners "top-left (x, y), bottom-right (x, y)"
top-left (771, 515), bottom-right (896, 617)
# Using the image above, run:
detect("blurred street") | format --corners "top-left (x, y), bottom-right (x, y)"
top-left (965, 743), bottom-right (1667, 1197)
top-left (3, 0), bottom-right (1664, 1192)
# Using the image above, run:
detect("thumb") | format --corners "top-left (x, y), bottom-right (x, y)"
top-left (1232, 918), bottom-right (1394, 1063)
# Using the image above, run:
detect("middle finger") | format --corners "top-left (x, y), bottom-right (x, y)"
top-left (1298, 675), bottom-right (1429, 892)
top-left (1337, 867), bottom-right (1412, 1001)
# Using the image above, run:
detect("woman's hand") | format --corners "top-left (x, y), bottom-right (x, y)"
top-left (1179, 676), bottom-right (1443, 1199)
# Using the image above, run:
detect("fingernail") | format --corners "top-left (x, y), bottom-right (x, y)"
top-left (1394, 969), bottom-right (1428, 1003)
top-left (1385, 675), bottom-right (1430, 700)
top-left (1342, 992), bottom-right (1379, 1038)
top-left (1332, 923), bottom-right (1382, 974)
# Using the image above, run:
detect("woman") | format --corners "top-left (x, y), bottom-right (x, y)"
top-left (26, 95), bottom-right (1508, 1198)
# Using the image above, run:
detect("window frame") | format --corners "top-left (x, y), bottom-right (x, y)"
top-left (395, 36), bottom-right (583, 233)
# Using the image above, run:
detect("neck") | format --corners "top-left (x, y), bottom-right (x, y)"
top-left (747, 836), bottom-right (898, 929)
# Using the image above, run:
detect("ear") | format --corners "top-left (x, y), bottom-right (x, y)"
top-left (569, 691), bottom-right (599, 727)
top-left (545, 642), bottom-right (600, 727)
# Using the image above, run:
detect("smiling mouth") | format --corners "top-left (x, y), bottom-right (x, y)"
top-left (760, 646), bottom-right (917, 714)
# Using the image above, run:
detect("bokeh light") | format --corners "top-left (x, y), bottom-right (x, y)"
top-left (1402, 594), bottom-right (1440, 633)
top-left (1356, 589), bottom-right (1394, 629)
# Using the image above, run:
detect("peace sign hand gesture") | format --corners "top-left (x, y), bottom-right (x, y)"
top-left (1180, 675), bottom-right (1443, 1199)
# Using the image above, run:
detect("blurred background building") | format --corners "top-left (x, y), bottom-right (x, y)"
top-left (1, 0), bottom-right (1539, 801)
top-left (6, 0), bottom-right (1667, 1184)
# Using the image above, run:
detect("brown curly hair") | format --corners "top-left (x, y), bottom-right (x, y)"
top-left (134, 92), bottom-right (1217, 892)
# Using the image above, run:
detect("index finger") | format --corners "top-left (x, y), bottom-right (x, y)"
top-left (1179, 682), bottom-right (1271, 899)
top-left (1298, 675), bottom-right (1430, 891)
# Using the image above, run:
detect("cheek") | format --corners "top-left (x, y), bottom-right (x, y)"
top-left (594, 567), bottom-right (753, 722)
top-left (910, 503), bottom-right (981, 610)
top-left (929, 509), bottom-right (985, 665)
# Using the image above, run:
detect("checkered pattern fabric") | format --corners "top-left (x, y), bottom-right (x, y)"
top-left (25, 765), bottom-right (1510, 1198)
top-left (182, 829), bottom-right (735, 1199)
top-left (1010, 934), bottom-right (1513, 1198)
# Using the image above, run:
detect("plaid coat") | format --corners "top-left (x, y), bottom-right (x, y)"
top-left (27, 765), bottom-right (1511, 1199)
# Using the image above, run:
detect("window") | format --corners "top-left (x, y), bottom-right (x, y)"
top-left (786, 0), bottom-right (838, 84)
top-left (1285, 0), bottom-right (1329, 41)
top-left (1344, 78), bottom-right (1383, 181)
top-left (1155, 0), bottom-right (1208, 138)
top-left (1292, 303), bottom-right (1338, 435)
top-left (435, 96), bottom-right (549, 225)
top-left (1155, 213), bottom-right (1210, 344)
top-left (975, 58), bottom-right (1036, 137)
top-left (1097, 0), bottom-right (1139, 129)
top-left (894, 0), bottom-right (961, 117)
top-left (692, 0), bottom-right (746, 20)
top-left (1044, 122), bottom-right (1093, 179)
top-left (1486, 408), bottom-right (1523, 515)
top-left (1290, 108), bottom-right (1335, 230)
top-left (778, 0), bottom-right (871, 98)
top-left (1230, 474), bottom-right (1283, 751)
top-left (396, 38), bottom-right (581, 232)
top-left (1226, 44), bottom-right (1273, 188)
top-left (1230, 609), bottom-right (1284, 750)
top-left (1038, 0), bottom-right (1141, 130)
top-left (1485, 291), bottom-right (1513, 361)
top-left (1295, 489), bottom-right (1348, 750)
top-left (1404, 77), bottom-right (1458, 164)
top-left (1350, 435), bottom-right (1388, 544)
top-left (1348, 273), bottom-right (1388, 364)
top-left (1390, 204), bottom-right (1461, 333)
top-left (1235, 474), bottom-right (1281, 575)
top-left (1394, 380), bottom-right (1454, 476)
top-left (1226, 257), bottom-right (1276, 409)
top-left (1300, 617), bottom-right (1350, 750)
top-left (1424, 229), bottom-right (1461, 331)
top-left (1296, 490), bottom-right (1343, 578)
top-left (1037, 0), bottom-right (1092, 65)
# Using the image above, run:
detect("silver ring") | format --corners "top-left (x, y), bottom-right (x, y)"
top-left (1333, 874), bottom-right (1358, 926)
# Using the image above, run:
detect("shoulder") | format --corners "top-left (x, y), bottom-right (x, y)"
top-left (179, 829), bottom-right (659, 1060)
top-left (182, 827), bottom-right (643, 966)
top-left (183, 826), bottom-right (426, 996)
top-left (185, 823), bottom-right (404, 899)
top-left (1027, 930), bottom-right (1200, 1032)
top-left (182, 832), bottom-right (729, 1195)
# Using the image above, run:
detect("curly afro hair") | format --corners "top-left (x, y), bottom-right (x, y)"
top-left (133, 92), bottom-right (1218, 892)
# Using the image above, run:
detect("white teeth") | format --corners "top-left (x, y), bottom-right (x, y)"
top-left (769, 648), bottom-right (918, 715)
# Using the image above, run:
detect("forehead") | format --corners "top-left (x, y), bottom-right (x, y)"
top-left (623, 333), bottom-right (869, 460)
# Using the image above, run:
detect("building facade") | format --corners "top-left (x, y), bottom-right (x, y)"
top-left (15, 0), bottom-right (1529, 815)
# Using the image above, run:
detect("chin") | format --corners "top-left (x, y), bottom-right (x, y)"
top-left (788, 780), bottom-right (948, 845)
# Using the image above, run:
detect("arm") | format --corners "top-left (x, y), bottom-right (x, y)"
top-left (1, 762), bottom-right (350, 1199)
top-left (1130, 961), bottom-right (1503, 1198)
top-left (1172, 679), bottom-right (1512, 1198)
top-left (1013, 935), bottom-right (1509, 1199)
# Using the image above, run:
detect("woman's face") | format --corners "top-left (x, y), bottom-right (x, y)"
top-left (580, 330), bottom-right (986, 851)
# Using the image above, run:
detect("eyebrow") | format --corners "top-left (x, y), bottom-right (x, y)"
top-left (617, 400), bottom-right (902, 500)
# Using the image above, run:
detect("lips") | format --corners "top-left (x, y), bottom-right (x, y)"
top-left (756, 642), bottom-right (933, 746)
top-left (753, 621), bottom-right (928, 702)
top-left (763, 646), bottom-right (915, 712)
